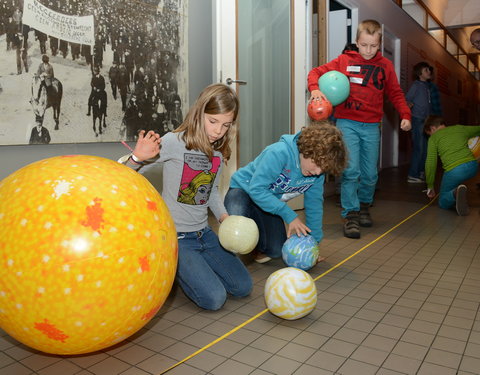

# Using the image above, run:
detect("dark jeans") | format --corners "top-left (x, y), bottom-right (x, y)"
top-left (408, 116), bottom-right (427, 178)
top-left (438, 161), bottom-right (478, 209)
top-left (177, 227), bottom-right (252, 310)
top-left (224, 188), bottom-right (285, 258)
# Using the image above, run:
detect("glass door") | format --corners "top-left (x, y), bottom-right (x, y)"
top-left (237, 1), bottom-right (291, 167)
top-left (215, 0), bottom-right (295, 195)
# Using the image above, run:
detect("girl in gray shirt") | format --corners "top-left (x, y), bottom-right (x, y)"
top-left (124, 84), bottom-right (252, 310)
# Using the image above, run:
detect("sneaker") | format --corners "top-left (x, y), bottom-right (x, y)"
top-left (407, 176), bottom-right (424, 183)
top-left (343, 211), bottom-right (360, 239)
top-left (359, 203), bottom-right (373, 227)
top-left (455, 184), bottom-right (469, 216)
top-left (254, 253), bottom-right (272, 264)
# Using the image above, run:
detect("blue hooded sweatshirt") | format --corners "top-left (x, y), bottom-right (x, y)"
top-left (229, 132), bottom-right (325, 243)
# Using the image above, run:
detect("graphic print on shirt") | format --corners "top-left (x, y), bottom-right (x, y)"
top-left (269, 173), bottom-right (314, 202)
top-left (177, 153), bottom-right (220, 205)
top-left (345, 64), bottom-right (386, 111)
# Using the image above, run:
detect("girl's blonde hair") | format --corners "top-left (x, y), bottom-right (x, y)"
top-left (174, 83), bottom-right (239, 161)
top-left (356, 19), bottom-right (382, 43)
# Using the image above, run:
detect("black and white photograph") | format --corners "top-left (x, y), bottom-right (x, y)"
top-left (0, 0), bottom-right (188, 145)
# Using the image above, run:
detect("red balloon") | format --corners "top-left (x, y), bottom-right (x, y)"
top-left (307, 98), bottom-right (333, 121)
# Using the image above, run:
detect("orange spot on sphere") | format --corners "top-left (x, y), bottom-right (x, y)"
top-left (138, 256), bottom-right (150, 272)
top-left (81, 197), bottom-right (105, 232)
top-left (34, 319), bottom-right (69, 343)
top-left (146, 200), bottom-right (158, 211)
top-left (0, 156), bottom-right (178, 355)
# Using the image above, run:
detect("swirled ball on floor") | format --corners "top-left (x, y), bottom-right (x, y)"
top-left (264, 267), bottom-right (317, 320)
top-left (218, 215), bottom-right (259, 254)
top-left (0, 155), bottom-right (178, 355)
top-left (282, 234), bottom-right (319, 271)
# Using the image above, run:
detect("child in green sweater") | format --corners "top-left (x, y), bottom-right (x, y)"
top-left (424, 115), bottom-right (480, 215)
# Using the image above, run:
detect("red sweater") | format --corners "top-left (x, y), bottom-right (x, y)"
top-left (308, 51), bottom-right (411, 123)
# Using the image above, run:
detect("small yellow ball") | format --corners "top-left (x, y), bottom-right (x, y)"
top-left (218, 215), bottom-right (259, 254)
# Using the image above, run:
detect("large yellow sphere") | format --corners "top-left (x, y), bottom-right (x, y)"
top-left (0, 155), bottom-right (177, 355)
top-left (264, 267), bottom-right (317, 320)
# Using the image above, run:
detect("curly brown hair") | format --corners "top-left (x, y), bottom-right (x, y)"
top-left (297, 121), bottom-right (347, 176)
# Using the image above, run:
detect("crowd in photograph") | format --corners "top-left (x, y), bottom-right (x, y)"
top-left (1, 0), bottom-right (185, 141)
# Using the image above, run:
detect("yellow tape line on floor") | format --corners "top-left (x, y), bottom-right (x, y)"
top-left (158, 197), bottom-right (437, 374)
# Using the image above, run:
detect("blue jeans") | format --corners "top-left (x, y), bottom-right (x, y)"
top-left (408, 116), bottom-right (427, 178)
top-left (224, 188), bottom-right (285, 258)
top-left (177, 227), bottom-right (252, 310)
top-left (438, 161), bottom-right (478, 209)
top-left (337, 119), bottom-right (380, 217)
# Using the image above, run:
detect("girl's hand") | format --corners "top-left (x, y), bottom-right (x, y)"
top-left (426, 188), bottom-right (435, 198)
top-left (287, 217), bottom-right (311, 238)
top-left (400, 119), bottom-right (411, 131)
top-left (219, 213), bottom-right (229, 223)
top-left (310, 89), bottom-right (328, 102)
top-left (133, 130), bottom-right (161, 161)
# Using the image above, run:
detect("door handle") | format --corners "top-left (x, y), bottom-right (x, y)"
top-left (226, 78), bottom-right (247, 85)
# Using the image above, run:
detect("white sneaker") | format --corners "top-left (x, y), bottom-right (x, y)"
top-left (254, 253), bottom-right (272, 264)
top-left (455, 185), bottom-right (469, 216)
top-left (407, 176), bottom-right (424, 183)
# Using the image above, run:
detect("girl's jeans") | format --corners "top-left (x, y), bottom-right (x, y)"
top-left (336, 119), bottom-right (380, 217)
top-left (177, 227), bottom-right (252, 310)
top-left (224, 188), bottom-right (285, 258)
top-left (438, 161), bottom-right (478, 209)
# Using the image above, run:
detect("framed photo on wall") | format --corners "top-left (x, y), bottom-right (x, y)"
top-left (0, 0), bottom-right (188, 145)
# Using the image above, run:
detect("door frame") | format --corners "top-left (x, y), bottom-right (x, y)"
top-left (214, 0), bottom-right (308, 196)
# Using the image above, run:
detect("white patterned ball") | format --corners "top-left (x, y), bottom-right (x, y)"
top-left (264, 267), bottom-right (317, 320)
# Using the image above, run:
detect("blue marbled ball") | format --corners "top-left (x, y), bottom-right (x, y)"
top-left (281, 234), bottom-right (319, 271)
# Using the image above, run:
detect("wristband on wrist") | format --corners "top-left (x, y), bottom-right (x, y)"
top-left (129, 153), bottom-right (145, 165)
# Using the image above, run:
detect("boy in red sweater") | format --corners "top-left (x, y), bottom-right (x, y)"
top-left (308, 19), bottom-right (411, 239)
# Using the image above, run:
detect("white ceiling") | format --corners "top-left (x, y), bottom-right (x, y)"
top-left (422, 0), bottom-right (479, 28)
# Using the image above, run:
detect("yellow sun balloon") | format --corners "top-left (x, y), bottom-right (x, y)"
top-left (0, 155), bottom-right (177, 355)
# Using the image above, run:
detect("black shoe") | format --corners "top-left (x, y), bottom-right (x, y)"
top-left (86, 112), bottom-right (91, 116)
top-left (343, 211), bottom-right (360, 239)
top-left (455, 185), bottom-right (469, 216)
top-left (359, 203), bottom-right (373, 227)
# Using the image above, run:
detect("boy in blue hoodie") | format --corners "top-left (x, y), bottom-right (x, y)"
top-left (224, 122), bottom-right (347, 263)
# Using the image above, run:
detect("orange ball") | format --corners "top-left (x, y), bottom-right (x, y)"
top-left (307, 98), bottom-right (333, 122)
top-left (0, 155), bottom-right (177, 355)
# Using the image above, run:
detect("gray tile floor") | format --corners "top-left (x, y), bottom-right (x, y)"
top-left (1, 171), bottom-right (480, 375)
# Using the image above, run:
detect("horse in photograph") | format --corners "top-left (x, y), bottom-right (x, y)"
top-left (30, 74), bottom-right (63, 130)
top-left (92, 91), bottom-right (107, 137)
